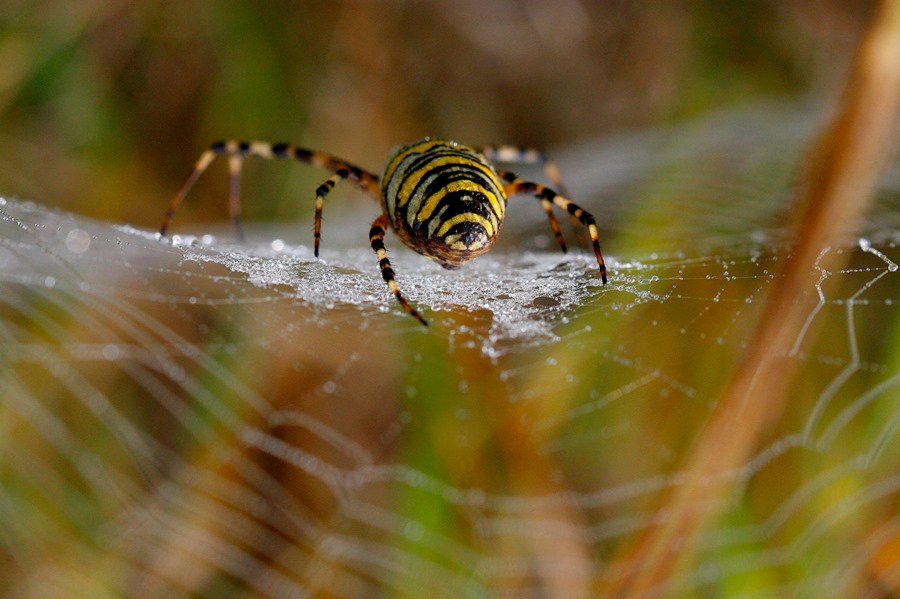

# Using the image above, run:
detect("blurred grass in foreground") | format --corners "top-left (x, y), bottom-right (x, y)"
top-left (2, 1), bottom-right (899, 598)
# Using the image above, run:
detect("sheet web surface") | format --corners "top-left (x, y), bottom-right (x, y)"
top-left (1, 102), bottom-right (899, 597)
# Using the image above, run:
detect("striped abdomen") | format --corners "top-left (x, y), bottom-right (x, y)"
top-left (380, 139), bottom-right (507, 268)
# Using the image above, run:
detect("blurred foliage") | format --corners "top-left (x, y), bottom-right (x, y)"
top-left (0, 0), bottom-right (874, 226)
top-left (2, 2), bottom-right (898, 597)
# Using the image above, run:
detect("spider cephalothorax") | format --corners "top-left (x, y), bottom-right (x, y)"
top-left (160, 137), bottom-right (607, 325)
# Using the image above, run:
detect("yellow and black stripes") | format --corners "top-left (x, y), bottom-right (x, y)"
top-left (162, 136), bottom-right (608, 326)
top-left (501, 171), bottom-right (608, 284)
top-left (380, 140), bottom-right (507, 267)
top-left (370, 215), bottom-right (427, 326)
top-left (159, 140), bottom-right (380, 238)
top-left (313, 170), bottom-right (346, 257)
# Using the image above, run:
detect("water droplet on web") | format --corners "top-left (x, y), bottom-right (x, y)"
top-left (65, 229), bottom-right (91, 254)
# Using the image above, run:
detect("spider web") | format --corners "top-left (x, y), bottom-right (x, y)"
top-left (1, 100), bottom-right (899, 597)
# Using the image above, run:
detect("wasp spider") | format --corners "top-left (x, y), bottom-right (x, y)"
top-left (160, 138), bottom-right (608, 326)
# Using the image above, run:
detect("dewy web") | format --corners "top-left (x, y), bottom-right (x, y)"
top-left (0, 100), bottom-right (899, 596)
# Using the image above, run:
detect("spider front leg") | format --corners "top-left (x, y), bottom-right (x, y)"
top-left (313, 170), bottom-right (348, 257)
top-left (160, 140), bottom-right (381, 252)
top-left (501, 172), bottom-right (608, 284)
top-left (370, 215), bottom-right (427, 326)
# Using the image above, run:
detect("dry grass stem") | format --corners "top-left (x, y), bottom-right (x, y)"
top-left (606, 1), bottom-right (900, 595)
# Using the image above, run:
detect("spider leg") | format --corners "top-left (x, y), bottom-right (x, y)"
top-left (370, 215), bottom-right (427, 326)
top-left (481, 145), bottom-right (584, 242)
top-left (501, 172), bottom-right (608, 284)
top-left (497, 170), bottom-right (567, 253)
top-left (477, 144), bottom-right (572, 198)
top-left (160, 140), bottom-right (381, 239)
top-left (160, 146), bottom-right (222, 236)
top-left (313, 170), bottom-right (347, 258)
top-left (228, 153), bottom-right (245, 240)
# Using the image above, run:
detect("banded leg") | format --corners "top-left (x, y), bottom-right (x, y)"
top-left (497, 170), bottom-right (567, 253)
top-left (313, 171), bottom-right (347, 257)
top-left (160, 140), bottom-right (381, 241)
top-left (370, 215), bottom-right (427, 326)
top-left (228, 153), bottom-right (245, 239)
top-left (481, 145), bottom-right (584, 242)
top-left (501, 173), bottom-right (608, 284)
top-left (161, 146), bottom-right (220, 236)
top-left (477, 144), bottom-right (572, 198)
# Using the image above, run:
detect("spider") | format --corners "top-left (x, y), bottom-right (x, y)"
top-left (160, 138), bottom-right (607, 326)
